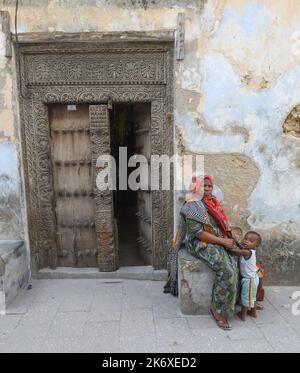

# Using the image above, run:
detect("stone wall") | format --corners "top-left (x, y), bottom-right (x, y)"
top-left (0, 0), bottom-right (300, 283)
top-left (0, 11), bottom-right (24, 241)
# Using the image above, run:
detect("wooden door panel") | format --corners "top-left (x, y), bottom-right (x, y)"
top-left (54, 166), bottom-right (92, 192)
top-left (49, 104), bottom-right (97, 267)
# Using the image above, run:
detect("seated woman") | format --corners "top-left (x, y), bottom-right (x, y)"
top-left (164, 175), bottom-right (238, 330)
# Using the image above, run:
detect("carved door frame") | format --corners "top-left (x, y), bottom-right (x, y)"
top-left (16, 35), bottom-right (174, 273)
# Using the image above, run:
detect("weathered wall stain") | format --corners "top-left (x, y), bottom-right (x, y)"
top-left (181, 153), bottom-right (260, 240)
top-left (283, 105), bottom-right (300, 138)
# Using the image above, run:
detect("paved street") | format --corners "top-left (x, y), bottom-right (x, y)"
top-left (0, 279), bottom-right (299, 353)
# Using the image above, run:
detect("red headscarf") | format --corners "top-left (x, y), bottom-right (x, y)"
top-left (188, 175), bottom-right (202, 200)
top-left (202, 175), bottom-right (232, 238)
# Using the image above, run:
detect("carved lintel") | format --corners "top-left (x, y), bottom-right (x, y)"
top-left (22, 48), bottom-right (167, 86)
top-left (176, 13), bottom-right (185, 61)
top-left (0, 11), bottom-right (12, 58)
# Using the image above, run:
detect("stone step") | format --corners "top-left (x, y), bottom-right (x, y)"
top-left (0, 240), bottom-right (29, 315)
top-left (178, 249), bottom-right (215, 315)
top-left (36, 266), bottom-right (167, 281)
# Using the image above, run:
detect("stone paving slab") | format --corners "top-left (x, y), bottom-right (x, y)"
top-left (58, 294), bottom-right (94, 313)
top-left (155, 317), bottom-right (191, 338)
top-left (38, 267), bottom-right (167, 281)
top-left (0, 314), bottom-right (22, 337)
top-left (49, 311), bottom-right (88, 338)
top-left (83, 321), bottom-right (120, 339)
top-left (0, 280), bottom-right (299, 353)
top-left (120, 308), bottom-right (156, 337)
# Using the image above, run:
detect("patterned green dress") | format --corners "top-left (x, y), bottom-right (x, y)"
top-left (185, 203), bottom-right (239, 318)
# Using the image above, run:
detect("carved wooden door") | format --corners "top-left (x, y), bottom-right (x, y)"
top-left (49, 104), bottom-right (117, 270)
top-left (89, 105), bottom-right (118, 271)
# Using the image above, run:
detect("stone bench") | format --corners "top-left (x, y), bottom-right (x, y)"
top-left (0, 240), bottom-right (29, 315)
top-left (178, 249), bottom-right (215, 315)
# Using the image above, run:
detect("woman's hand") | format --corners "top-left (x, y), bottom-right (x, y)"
top-left (221, 238), bottom-right (234, 250)
top-left (197, 232), bottom-right (234, 249)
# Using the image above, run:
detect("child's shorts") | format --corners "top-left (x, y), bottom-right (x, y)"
top-left (241, 274), bottom-right (259, 308)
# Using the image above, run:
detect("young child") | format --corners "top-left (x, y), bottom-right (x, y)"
top-left (228, 231), bottom-right (262, 321)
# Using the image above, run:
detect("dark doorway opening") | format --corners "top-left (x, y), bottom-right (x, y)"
top-left (111, 103), bottom-right (152, 267)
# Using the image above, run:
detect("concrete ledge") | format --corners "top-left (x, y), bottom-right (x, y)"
top-left (0, 240), bottom-right (29, 315)
top-left (178, 249), bottom-right (215, 315)
top-left (12, 31), bottom-right (175, 44)
top-left (37, 266), bottom-right (168, 281)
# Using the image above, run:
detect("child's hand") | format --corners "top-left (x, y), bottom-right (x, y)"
top-left (222, 238), bottom-right (234, 250)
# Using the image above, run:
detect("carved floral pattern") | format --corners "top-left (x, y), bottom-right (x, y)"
top-left (24, 50), bottom-right (166, 86)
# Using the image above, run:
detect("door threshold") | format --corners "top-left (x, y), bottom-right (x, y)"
top-left (36, 266), bottom-right (167, 281)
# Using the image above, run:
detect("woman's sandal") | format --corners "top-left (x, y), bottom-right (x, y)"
top-left (210, 308), bottom-right (232, 331)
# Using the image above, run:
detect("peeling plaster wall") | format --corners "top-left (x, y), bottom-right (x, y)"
top-left (0, 0), bottom-right (300, 283)
top-left (0, 14), bottom-right (24, 242)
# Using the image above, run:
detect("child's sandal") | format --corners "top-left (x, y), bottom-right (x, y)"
top-left (256, 303), bottom-right (264, 311)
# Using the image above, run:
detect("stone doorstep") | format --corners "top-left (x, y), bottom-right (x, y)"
top-left (178, 249), bottom-right (215, 315)
top-left (0, 240), bottom-right (29, 315)
top-left (37, 266), bottom-right (168, 281)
